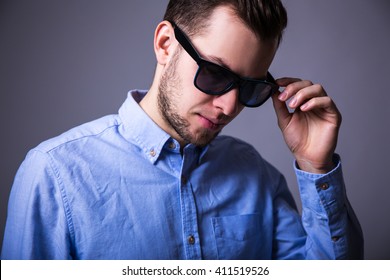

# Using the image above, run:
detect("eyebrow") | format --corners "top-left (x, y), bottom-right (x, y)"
top-left (205, 54), bottom-right (268, 80)
top-left (205, 54), bottom-right (266, 80)
top-left (203, 54), bottom-right (241, 77)
top-left (181, 28), bottom-right (265, 80)
top-left (206, 55), bottom-right (231, 70)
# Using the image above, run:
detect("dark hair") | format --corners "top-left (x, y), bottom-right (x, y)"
top-left (163, 0), bottom-right (288, 43)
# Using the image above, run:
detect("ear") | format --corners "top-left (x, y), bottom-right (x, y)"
top-left (154, 21), bottom-right (176, 66)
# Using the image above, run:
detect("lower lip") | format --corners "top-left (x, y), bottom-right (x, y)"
top-left (197, 115), bottom-right (222, 131)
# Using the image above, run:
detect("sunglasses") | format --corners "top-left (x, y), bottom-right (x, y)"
top-left (171, 21), bottom-right (279, 108)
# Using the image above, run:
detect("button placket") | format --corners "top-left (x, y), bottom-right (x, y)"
top-left (178, 147), bottom-right (202, 259)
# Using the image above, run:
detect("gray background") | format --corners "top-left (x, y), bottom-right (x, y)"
top-left (1, 0), bottom-right (389, 259)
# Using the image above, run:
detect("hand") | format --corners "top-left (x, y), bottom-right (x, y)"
top-left (271, 77), bottom-right (342, 174)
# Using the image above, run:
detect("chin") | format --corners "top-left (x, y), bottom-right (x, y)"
top-left (190, 129), bottom-right (221, 147)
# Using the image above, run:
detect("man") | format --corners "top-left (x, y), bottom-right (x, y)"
top-left (2, 0), bottom-right (363, 259)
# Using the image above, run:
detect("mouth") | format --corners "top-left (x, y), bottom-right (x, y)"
top-left (197, 114), bottom-right (227, 131)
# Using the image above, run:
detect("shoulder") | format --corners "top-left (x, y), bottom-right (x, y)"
top-left (16, 114), bottom-right (123, 190)
top-left (33, 114), bottom-right (120, 154)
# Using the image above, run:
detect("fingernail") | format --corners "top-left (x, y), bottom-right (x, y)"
top-left (300, 103), bottom-right (308, 110)
top-left (279, 91), bottom-right (287, 101)
top-left (289, 97), bottom-right (297, 107)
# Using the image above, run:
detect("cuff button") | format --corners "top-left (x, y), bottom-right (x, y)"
top-left (320, 182), bottom-right (329, 190)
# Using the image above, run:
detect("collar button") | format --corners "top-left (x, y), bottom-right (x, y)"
top-left (149, 149), bottom-right (156, 157)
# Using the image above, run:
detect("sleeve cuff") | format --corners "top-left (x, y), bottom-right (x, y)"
top-left (294, 154), bottom-right (347, 217)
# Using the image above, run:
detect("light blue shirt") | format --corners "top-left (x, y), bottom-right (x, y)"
top-left (1, 90), bottom-right (363, 259)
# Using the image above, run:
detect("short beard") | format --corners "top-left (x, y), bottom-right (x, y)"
top-left (157, 48), bottom-right (219, 147)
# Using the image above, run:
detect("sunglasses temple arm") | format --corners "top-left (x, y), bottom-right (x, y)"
top-left (267, 72), bottom-right (281, 93)
top-left (170, 22), bottom-right (202, 64)
top-left (267, 72), bottom-right (276, 83)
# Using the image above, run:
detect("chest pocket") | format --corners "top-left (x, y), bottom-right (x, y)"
top-left (212, 214), bottom-right (267, 259)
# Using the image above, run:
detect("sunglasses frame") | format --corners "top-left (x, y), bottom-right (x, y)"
top-left (170, 21), bottom-right (279, 107)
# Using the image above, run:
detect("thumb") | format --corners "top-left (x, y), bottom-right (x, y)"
top-left (271, 92), bottom-right (291, 130)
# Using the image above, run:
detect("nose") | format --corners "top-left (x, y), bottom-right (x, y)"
top-left (213, 88), bottom-right (241, 116)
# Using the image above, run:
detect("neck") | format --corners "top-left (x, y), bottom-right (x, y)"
top-left (139, 82), bottom-right (188, 149)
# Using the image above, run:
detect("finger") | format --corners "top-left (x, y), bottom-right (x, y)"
top-left (271, 92), bottom-right (291, 130)
top-left (275, 77), bottom-right (302, 87)
top-left (300, 96), bottom-right (342, 124)
top-left (288, 84), bottom-right (327, 109)
top-left (277, 79), bottom-right (313, 102)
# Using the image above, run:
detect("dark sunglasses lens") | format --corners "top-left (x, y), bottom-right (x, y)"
top-left (240, 82), bottom-right (275, 107)
top-left (195, 63), bottom-right (235, 94)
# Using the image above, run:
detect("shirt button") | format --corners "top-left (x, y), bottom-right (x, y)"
top-left (188, 235), bottom-right (195, 245)
top-left (149, 149), bottom-right (156, 157)
top-left (332, 236), bottom-right (340, 242)
top-left (168, 142), bottom-right (176, 149)
top-left (319, 182), bottom-right (329, 190)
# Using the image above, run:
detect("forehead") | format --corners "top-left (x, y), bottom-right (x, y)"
top-left (191, 6), bottom-right (277, 77)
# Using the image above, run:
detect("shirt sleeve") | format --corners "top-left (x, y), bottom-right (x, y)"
top-left (294, 154), bottom-right (364, 259)
top-left (1, 150), bottom-right (73, 260)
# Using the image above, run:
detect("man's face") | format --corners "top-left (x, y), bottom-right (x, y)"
top-left (158, 6), bottom-right (278, 147)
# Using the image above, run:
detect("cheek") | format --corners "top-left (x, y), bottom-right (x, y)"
top-left (237, 104), bottom-right (245, 115)
top-left (178, 52), bottom-right (246, 113)
top-left (177, 60), bottom-right (214, 104)
top-left (176, 49), bottom-right (206, 89)
top-left (229, 104), bottom-right (245, 121)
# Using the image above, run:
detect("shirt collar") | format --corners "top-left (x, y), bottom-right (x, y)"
top-left (118, 90), bottom-right (209, 165)
top-left (118, 90), bottom-right (171, 164)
